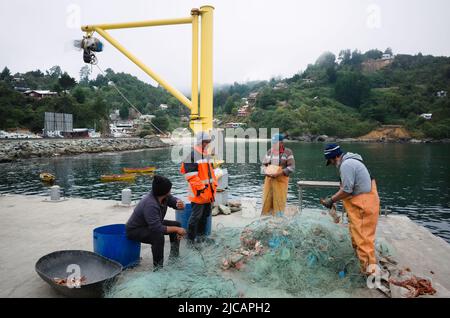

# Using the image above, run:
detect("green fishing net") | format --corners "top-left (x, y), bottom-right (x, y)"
top-left (106, 210), bottom-right (392, 298)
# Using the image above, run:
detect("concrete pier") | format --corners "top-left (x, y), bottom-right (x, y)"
top-left (1, 194), bottom-right (449, 298)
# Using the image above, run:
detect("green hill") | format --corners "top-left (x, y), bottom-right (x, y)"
top-left (1, 48), bottom-right (450, 139)
top-left (0, 66), bottom-right (186, 133)
top-left (213, 49), bottom-right (450, 139)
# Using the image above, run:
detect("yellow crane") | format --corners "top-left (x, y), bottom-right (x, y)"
top-left (80, 5), bottom-right (214, 133)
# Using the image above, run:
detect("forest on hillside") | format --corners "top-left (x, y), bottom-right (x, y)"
top-left (1, 48), bottom-right (449, 139)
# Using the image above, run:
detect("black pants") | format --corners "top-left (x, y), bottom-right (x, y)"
top-left (188, 203), bottom-right (212, 242)
top-left (126, 220), bottom-right (181, 268)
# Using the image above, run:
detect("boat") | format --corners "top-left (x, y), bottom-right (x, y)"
top-left (100, 174), bottom-right (136, 182)
top-left (123, 166), bottom-right (156, 174)
top-left (40, 173), bottom-right (55, 183)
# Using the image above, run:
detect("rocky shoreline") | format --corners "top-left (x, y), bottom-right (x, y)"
top-left (0, 137), bottom-right (170, 162)
top-left (288, 134), bottom-right (450, 144)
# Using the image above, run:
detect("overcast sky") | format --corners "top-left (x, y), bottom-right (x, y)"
top-left (1, 0), bottom-right (450, 92)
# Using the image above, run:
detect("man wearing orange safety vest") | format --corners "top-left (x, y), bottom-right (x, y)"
top-left (321, 144), bottom-right (380, 274)
top-left (180, 131), bottom-right (218, 244)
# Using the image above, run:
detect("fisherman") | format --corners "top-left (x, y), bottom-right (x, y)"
top-left (261, 133), bottom-right (295, 216)
top-left (126, 175), bottom-right (186, 270)
top-left (321, 144), bottom-right (380, 274)
top-left (180, 131), bottom-right (218, 245)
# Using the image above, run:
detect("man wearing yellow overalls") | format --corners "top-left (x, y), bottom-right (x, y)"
top-left (321, 144), bottom-right (380, 274)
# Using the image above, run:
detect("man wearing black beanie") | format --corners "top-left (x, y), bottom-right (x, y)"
top-left (126, 175), bottom-right (186, 269)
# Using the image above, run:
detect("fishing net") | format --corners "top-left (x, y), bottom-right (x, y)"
top-left (105, 210), bottom-right (393, 298)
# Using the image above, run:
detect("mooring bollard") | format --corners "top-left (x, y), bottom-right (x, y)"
top-left (50, 185), bottom-right (61, 201)
top-left (122, 188), bottom-right (132, 205)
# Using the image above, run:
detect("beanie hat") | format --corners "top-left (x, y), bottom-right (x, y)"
top-left (152, 175), bottom-right (172, 196)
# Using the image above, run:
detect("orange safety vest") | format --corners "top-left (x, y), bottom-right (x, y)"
top-left (180, 145), bottom-right (218, 204)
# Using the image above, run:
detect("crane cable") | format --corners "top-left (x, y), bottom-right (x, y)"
top-left (94, 63), bottom-right (169, 137)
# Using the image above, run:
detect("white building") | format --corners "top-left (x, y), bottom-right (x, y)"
top-left (138, 114), bottom-right (155, 123)
top-left (274, 82), bottom-right (288, 90)
top-left (420, 113), bottom-right (433, 120)
top-left (436, 90), bottom-right (447, 98)
top-left (225, 122), bottom-right (245, 128)
top-left (159, 104), bottom-right (169, 110)
top-left (24, 90), bottom-right (57, 99)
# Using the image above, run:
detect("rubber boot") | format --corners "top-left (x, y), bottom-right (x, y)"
top-left (169, 240), bottom-right (180, 259)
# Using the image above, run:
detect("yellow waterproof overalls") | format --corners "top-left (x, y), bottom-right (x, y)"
top-left (343, 179), bottom-right (380, 273)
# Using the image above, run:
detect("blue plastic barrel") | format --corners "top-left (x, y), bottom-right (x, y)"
top-left (175, 203), bottom-right (212, 236)
top-left (93, 224), bottom-right (141, 268)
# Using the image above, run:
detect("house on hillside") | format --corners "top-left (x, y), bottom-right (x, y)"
top-left (382, 53), bottom-right (394, 60)
top-left (248, 92), bottom-right (259, 105)
top-left (237, 105), bottom-right (251, 117)
top-left (109, 109), bottom-right (120, 121)
top-left (159, 104), bottom-right (169, 110)
top-left (138, 115), bottom-right (155, 123)
top-left (274, 82), bottom-right (288, 90)
top-left (420, 113), bottom-right (432, 120)
top-left (23, 90), bottom-right (57, 99)
top-left (436, 90), bottom-right (447, 98)
top-left (225, 122), bottom-right (245, 129)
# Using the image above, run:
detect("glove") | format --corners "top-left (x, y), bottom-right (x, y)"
top-left (321, 197), bottom-right (334, 209)
top-left (196, 185), bottom-right (208, 196)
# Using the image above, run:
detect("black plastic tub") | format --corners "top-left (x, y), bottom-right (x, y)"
top-left (35, 250), bottom-right (123, 298)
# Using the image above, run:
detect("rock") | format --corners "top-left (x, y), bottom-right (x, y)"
top-left (315, 135), bottom-right (335, 142)
top-left (410, 139), bottom-right (422, 143)
top-left (219, 204), bottom-right (231, 215)
top-left (230, 206), bottom-right (242, 213)
top-left (336, 138), bottom-right (359, 143)
top-left (315, 135), bottom-right (327, 142)
top-left (228, 201), bottom-right (241, 208)
top-left (294, 135), bottom-right (313, 142)
top-left (0, 137), bottom-right (169, 161)
top-left (211, 206), bottom-right (220, 216)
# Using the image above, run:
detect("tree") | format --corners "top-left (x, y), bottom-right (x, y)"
top-left (46, 66), bottom-right (62, 78)
top-left (350, 50), bottom-right (363, 66)
top-left (119, 106), bottom-right (129, 119)
top-left (72, 87), bottom-right (86, 103)
top-left (316, 52), bottom-right (336, 68)
top-left (326, 67), bottom-right (337, 83)
top-left (58, 72), bottom-right (76, 91)
top-left (384, 47), bottom-right (393, 56)
top-left (152, 110), bottom-right (170, 131)
top-left (256, 88), bottom-right (277, 109)
top-left (338, 49), bottom-right (351, 65)
top-left (335, 72), bottom-right (371, 108)
top-left (79, 65), bottom-right (91, 84)
top-left (223, 97), bottom-right (235, 114)
top-left (364, 49), bottom-right (383, 60)
top-left (445, 66), bottom-right (450, 79)
top-left (0, 67), bottom-right (12, 82)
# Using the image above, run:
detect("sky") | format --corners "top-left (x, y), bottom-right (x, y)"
top-left (1, 0), bottom-right (450, 92)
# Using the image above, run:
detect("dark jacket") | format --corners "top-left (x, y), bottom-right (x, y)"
top-left (126, 192), bottom-right (179, 236)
